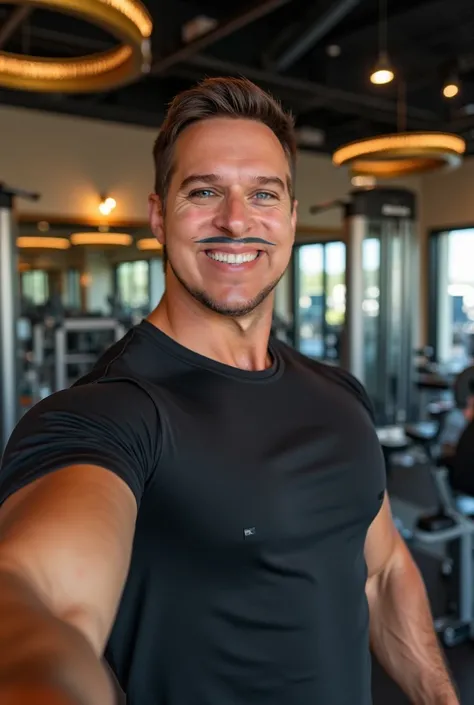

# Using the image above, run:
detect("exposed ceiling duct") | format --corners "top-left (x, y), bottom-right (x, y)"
top-left (271, 0), bottom-right (361, 71)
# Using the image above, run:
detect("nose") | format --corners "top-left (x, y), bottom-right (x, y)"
top-left (213, 191), bottom-right (251, 239)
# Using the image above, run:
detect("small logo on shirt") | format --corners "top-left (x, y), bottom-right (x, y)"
top-left (244, 527), bottom-right (256, 538)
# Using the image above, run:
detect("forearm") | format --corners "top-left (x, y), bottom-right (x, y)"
top-left (0, 568), bottom-right (115, 705)
top-left (367, 541), bottom-right (458, 704)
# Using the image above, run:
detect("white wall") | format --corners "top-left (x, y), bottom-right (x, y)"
top-left (421, 158), bottom-right (474, 232)
top-left (0, 105), bottom-right (156, 222)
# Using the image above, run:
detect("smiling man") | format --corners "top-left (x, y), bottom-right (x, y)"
top-left (0, 77), bottom-right (459, 705)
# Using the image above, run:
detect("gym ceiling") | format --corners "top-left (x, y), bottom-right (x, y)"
top-left (1, 0), bottom-right (473, 156)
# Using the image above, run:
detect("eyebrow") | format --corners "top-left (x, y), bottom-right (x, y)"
top-left (179, 174), bottom-right (288, 192)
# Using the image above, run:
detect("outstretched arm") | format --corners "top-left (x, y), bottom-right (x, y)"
top-left (365, 494), bottom-right (459, 705)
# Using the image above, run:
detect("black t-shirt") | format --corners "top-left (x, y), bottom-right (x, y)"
top-left (0, 320), bottom-right (386, 705)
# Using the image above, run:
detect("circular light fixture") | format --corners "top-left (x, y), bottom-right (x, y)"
top-left (136, 237), bottom-right (162, 251)
top-left (70, 232), bottom-right (132, 246)
top-left (0, 0), bottom-right (153, 93)
top-left (333, 132), bottom-right (466, 178)
top-left (18, 236), bottom-right (71, 249)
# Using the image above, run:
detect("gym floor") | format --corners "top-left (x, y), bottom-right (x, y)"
top-left (374, 463), bottom-right (474, 703)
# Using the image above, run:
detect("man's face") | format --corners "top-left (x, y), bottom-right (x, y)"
top-left (149, 117), bottom-right (297, 317)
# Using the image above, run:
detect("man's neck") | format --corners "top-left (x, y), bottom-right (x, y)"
top-left (147, 289), bottom-right (274, 372)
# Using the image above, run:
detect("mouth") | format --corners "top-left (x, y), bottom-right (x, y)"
top-left (205, 250), bottom-right (260, 265)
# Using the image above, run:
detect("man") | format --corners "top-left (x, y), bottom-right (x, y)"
top-left (0, 77), bottom-right (458, 705)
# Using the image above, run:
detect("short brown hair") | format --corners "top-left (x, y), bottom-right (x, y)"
top-left (153, 76), bottom-right (297, 207)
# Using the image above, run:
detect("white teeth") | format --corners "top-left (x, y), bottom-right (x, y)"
top-left (207, 251), bottom-right (258, 264)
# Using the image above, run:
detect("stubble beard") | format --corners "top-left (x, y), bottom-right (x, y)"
top-left (168, 257), bottom-right (283, 318)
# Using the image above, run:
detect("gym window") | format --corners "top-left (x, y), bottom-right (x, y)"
top-left (429, 228), bottom-right (474, 367)
top-left (292, 240), bottom-right (346, 364)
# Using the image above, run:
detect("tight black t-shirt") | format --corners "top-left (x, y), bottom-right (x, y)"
top-left (0, 321), bottom-right (386, 705)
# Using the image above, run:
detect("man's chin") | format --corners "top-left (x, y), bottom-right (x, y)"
top-left (199, 296), bottom-right (263, 318)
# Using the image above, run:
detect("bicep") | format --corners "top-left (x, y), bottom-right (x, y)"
top-left (0, 464), bottom-right (137, 656)
top-left (364, 491), bottom-right (399, 579)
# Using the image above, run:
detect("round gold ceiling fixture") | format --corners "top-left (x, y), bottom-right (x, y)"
top-left (0, 0), bottom-right (153, 92)
top-left (333, 132), bottom-right (466, 178)
top-left (18, 236), bottom-right (71, 249)
top-left (136, 237), bottom-right (162, 251)
top-left (70, 232), bottom-right (132, 246)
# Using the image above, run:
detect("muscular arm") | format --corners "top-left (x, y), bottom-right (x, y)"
top-left (365, 494), bottom-right (459, 705)
top-left (0, 464), bottom-right (137, 705)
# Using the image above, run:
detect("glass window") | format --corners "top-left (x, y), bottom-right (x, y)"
top-left (116, 261), bottom-right (150, 313)
top-left (431, 229), bottom-right (474, 369)
top-left (21, 270), bottom-right (49, 305)
top-left (294, 241), bottom-right (346, 362)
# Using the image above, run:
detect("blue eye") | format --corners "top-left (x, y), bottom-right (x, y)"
top-left (189, 189), bottom-right (215, 198)
top-left (254, 192), bottom-right (275, 200)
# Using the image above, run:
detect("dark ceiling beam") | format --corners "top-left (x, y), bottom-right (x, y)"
top-left (150, 0), bottom-right (292, 76)
top-left (0, 6), bottom-right (32, 49)
top-left (183, 54), bottom-right (439, 127)
top-left (0, 89), bottom-right (163, 128)
top-left (28, 25), bottom-right (113, 52)
top-left (272, 0), bottom-right (361, 72)
top-left (333, 0), bottom-right (450, 48)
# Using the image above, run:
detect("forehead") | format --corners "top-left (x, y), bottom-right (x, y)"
top-left (172, 117), bottom-right (291, 181)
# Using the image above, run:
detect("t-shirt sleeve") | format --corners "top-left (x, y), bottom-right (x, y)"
top-left (0, 379), bottom-right (161, 509)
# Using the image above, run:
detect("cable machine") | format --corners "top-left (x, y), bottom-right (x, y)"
top-left (310, 186), bottom-right (420, 425)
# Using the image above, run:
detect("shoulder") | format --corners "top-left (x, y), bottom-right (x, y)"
top-left (274, 339), bottom-right (374, 421)
top-left (0, 379), bottom-right (162, 509)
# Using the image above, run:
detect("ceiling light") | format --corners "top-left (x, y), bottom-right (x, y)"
top-left (370, 52), bottom-right (394, 85)
top-left (351, 175), bottom-right (377, 188)
top-left (326, 44), bottom-right (341, 58)
top-left (70, 232), bottom-right (132, 246)
top-left (0, 0), bottom-right (153, 93)
top-left (136, 238), bottom-right (162, 251)
top-left (443, 81), bottom-right (460, 99)
top-left (333, 132), bottom-right (466, 178)
top-left (99, 196), bottom-right (117, 215)
top-left (17, 236), bottom-right (70, 249)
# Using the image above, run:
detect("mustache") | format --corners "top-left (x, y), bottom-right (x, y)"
top-left (196, 236), bottom-right (276, 246)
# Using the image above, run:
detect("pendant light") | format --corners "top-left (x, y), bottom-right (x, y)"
top-left (370, 0), bottom-right (394, 85)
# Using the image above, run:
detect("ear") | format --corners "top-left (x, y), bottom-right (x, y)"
top-left (148, 194), bottom-right (165, 246)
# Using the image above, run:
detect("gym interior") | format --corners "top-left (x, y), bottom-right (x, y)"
top-left (1, 0), bottom-right (474, 702)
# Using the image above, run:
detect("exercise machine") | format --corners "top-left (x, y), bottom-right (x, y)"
top-left (414, 462), bottom-right (474, 646)
top-left (53, 317), bottom-right (125, 391)
top-left (310, 187), bottom-right (420, 426)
